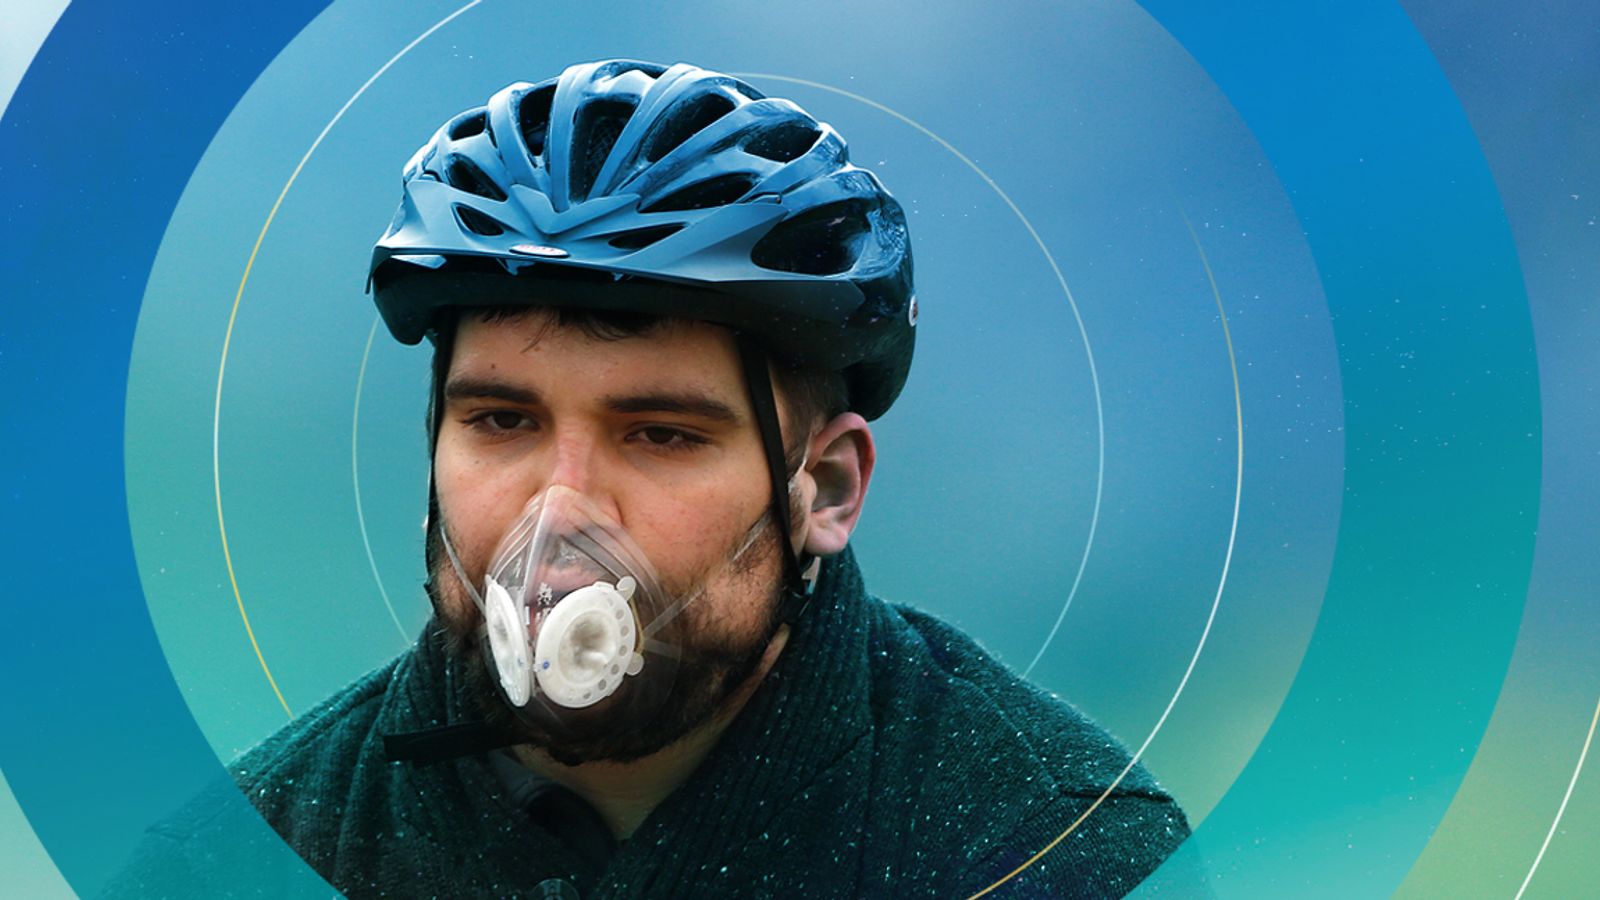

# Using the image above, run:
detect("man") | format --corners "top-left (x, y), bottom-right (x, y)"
top-left (108, 59), bottom-right (1194, 898)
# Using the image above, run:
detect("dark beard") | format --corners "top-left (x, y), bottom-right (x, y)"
top-left (424, 514), bottom-right (784, 766)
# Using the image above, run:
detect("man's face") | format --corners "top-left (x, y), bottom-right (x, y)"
top-left (427, 309), bottom-right (789, 764)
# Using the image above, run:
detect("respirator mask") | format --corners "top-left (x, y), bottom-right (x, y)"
top-left (436, 484), bottom-right (773, 737)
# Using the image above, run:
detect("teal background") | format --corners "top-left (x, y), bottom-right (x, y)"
top-left (2, 0), bottom-right (1595, 897)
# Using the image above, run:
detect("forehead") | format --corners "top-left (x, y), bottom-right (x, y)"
top-left (447, 308), bottom-right (746, 394)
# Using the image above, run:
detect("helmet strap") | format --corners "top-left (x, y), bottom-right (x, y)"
top-left (735, 334), bottom-right (817, 624)
top-left (421, 325), bottom-right (454, 595)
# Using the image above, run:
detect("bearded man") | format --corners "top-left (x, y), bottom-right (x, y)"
top-left (106, 59), bottom-right (1197, 899)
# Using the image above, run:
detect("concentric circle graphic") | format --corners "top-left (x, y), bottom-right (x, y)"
top-left (213, 47), bottom-right (1258, 890)
top-left (4, 0), bottom-right (1594, 897)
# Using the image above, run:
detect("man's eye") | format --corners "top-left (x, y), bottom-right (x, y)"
top-left (467, 411), bottom-right (533, 433)
top-left (633, 426), bottom-right (706, 451)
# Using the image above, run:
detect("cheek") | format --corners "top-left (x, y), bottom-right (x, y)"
top-left (626, 482), bottom-right (757, 565)
top-left (434, 454), bottom-right (531, 572)
top-left (689, 534), bottom-right (782, 642)
top-left (666, 513), bottom-right (782, 640)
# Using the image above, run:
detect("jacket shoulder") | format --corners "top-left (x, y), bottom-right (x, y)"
top-left (880, 602), bottom-right (1168, 796)
top-left (227, 652), bottom-right (404, 804)
top-left (866, 600), bottom-right (1194, 895)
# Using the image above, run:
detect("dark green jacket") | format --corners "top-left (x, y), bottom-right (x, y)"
top-left (107, 549), bottom-right (1197, 898)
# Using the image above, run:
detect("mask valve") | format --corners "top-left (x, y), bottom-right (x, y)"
top-left (530, 576), bottom-right (644, 708)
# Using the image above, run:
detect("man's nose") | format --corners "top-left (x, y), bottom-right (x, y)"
top-left (542, 430), bottom-right (622, 520)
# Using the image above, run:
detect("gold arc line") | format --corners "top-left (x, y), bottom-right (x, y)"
top-left (1514, 693), bottom-right (1600, 900)
top-left (212, 0), bottom-right (483, 721)
top-left (733, 72), bottom-right (1109, 681)
top-left (215, 166), bottom-right (298, 717)
top-left (968, 214), bottom-right (1243, 897)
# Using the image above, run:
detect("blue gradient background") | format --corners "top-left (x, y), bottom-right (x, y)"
top-left (1, 1), bottom-right (1594, 897)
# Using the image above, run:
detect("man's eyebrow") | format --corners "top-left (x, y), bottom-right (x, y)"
top-left (443, 379), bottom-right (740, 424)
top-left (606, 392), bottom-right (741, 424)
top-left (443, 377), bottom-right (543, 406)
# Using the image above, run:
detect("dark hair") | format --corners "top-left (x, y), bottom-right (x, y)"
top-left (426, 305), bottom-right (847, 470)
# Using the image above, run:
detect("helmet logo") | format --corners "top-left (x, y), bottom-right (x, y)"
top-left (908, 296), bottom-right (919, 326)
top-left (509, 243), bottom-right (570, 259)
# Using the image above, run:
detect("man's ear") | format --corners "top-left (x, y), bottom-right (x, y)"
top-left (798, 412), bottom-right (875, 557)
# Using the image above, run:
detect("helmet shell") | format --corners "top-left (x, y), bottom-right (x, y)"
top-left (370, 59), bottom-right (915, 419)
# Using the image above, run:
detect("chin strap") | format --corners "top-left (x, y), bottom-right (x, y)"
top-left (383, 721), bottom-right (522, 765)
top-left (736, 334), bottom-right (818, 624)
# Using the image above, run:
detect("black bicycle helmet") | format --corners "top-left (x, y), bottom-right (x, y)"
top-left (369, 58), bottom-right (915, 420)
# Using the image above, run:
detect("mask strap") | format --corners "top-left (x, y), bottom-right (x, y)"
top-left (735, 334), bottom-right (817, 624)
top-left (638, 511), bottom-right (769, 641)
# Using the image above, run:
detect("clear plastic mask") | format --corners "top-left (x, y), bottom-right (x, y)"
top-left (438, 484), bottom-right (771, 733)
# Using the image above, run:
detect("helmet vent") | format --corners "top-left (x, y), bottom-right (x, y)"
top-left (448, 111), bottom-right (488, 141)
top-left (745, 122), bottom-right (821, 163)
top-left (571, 98), bottom-right (636, 202)
top-left (644, 93), bottom-right (736, 163)
top-left (751, 200), bottom-right (870, 275)
top-left (518, 85), bottom-right (556, 160)
top-left (607, 223), bottom-right (684, 251)
top-left (641, 172), bottom-right (757, 213)
top-left (444, 156), bottom-right (507, 202)
top-left (454, 205), bottom-right (507, 237)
